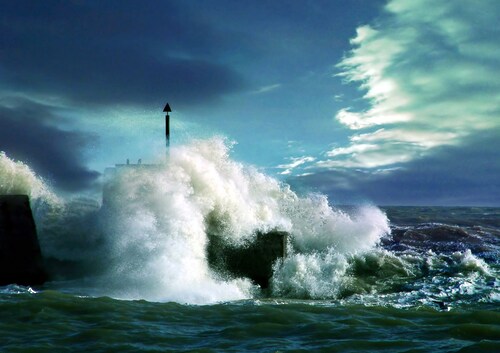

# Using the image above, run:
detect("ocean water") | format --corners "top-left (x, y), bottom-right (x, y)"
top-left (0, 140), bottom-right (499, 352)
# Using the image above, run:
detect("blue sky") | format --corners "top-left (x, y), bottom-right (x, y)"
top-left (0, 0), bottom-right (498, 205)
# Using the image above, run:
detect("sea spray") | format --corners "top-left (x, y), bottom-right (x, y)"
top-left (170, 138), bottom-right (293, 244)
top-left (98, 138), bottom-right (391, 302)
top-left (96, 164), bottom-right (254, 303)
top-left (270, 196), bottom-right (390, 299)
top-left (1, 139), bottom-right (391, 303)
top-left (0, 151), bottom-right (59, 205)
top-left (0, 151), bottom-right (63, 247)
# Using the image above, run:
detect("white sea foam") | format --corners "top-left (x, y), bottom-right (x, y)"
top-left (0, 151), bottom-right (59, 204)
top-left (270, 196), bottom-right (390, 299)
top-left (1, 139), bottom-right (391, 303)
top-left (95, 138), bottom-right (390, 302)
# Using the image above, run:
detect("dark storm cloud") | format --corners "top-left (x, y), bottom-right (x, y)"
top-left (0, 100), bottom-right (99, 191)
top-left (0, 0), bottom-right (246, 107)
top-left (290, 133), bottom-right (500, 206)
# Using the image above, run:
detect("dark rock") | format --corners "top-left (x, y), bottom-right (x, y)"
top-left (207, 230), bottom-right (287, 288)
top-left (0, 195), bottom-right (47, 286)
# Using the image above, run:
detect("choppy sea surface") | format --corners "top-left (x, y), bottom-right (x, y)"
top-left (1, 141), bottom-right (499, 352)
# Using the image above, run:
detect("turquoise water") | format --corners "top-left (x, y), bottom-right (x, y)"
top-left (1, 289), bottom-right (498, 352)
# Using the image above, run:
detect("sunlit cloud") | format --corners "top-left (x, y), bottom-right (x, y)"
top-left (326, 143), bottom-right (377, 157)
top-left (277, 156), bottom-right (316, 175)
top-left (319, 0), bottom-right (500, 171)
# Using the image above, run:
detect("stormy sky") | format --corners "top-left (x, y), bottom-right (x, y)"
top-left (0, 0), bottom-right (498, 205)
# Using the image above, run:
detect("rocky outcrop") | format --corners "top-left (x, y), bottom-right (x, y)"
top-left (0, 195), bottom-right (46, 286)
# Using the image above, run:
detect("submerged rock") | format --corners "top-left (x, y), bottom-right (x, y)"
top-left (0, 195), bottom-right (47, 286)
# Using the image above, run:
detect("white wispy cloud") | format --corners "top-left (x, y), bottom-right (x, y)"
top-left (277, 156), bottom-right (316, 175)
top-left (318, 0), bottom-right (500, 171)
top-left (252, 83), bottom-right (282, 94)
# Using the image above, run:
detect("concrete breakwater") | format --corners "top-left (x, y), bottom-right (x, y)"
top-left (0, 195), bottom-right (46, 286)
